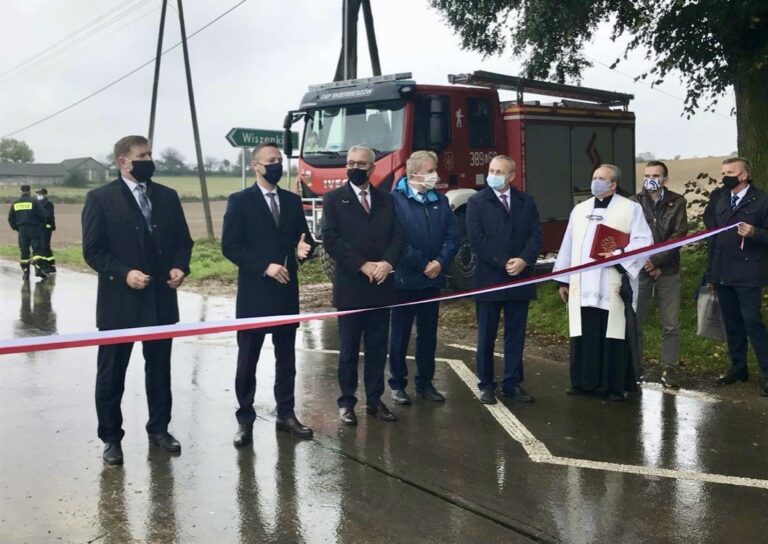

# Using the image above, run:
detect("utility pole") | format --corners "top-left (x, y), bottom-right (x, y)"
top-left (147, 0), bottom-right (168, 145)
top-left (176, 0), bottom-right (214, 239)
top-left (335, 0), bottom-right (381, 81)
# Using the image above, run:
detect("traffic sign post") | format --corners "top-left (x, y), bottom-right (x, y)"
top-left (226, 128), bottom-right (299, 189)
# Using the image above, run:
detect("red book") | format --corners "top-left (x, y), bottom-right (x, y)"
top-left (590, 224), bottom-right (630, 259)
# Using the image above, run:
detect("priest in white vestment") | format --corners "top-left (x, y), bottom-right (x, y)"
top-left (553, 164), bottom-right (653, 401)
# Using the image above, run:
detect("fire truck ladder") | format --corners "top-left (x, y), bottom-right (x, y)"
top-left (448, 71), bottom-right (634, 110)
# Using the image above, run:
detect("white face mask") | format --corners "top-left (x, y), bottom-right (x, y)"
top-left (36, 195), bottom-right (44, 201)
top-left (410, 171), bottom-right (439, 192)
top-left (591, 178), bottom-right (612, 197)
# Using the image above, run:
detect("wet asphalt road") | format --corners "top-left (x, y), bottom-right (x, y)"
top-left (0, 261), bottom-right (766, 543)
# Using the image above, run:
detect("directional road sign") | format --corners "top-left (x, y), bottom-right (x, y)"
top-left (226, 127), bottom-right (298, 148)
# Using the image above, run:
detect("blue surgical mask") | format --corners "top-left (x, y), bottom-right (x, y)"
top-left (486, 174), bottom-right (506, 190)
top-left (591, 178), bottom-right (612, 197)
top-left (643, 178), bottom-right (661, 192)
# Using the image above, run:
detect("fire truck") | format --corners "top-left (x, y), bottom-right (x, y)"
top-left (282, 70), bottom-right (636, 290)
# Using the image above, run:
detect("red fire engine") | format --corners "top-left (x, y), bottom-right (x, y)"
top-left (283, 70), bottom-right (635, 289)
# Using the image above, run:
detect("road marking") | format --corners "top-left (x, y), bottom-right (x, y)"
top-left (445, 343), bottom-right (720, 403)
top-left (296, 346), bottom-right (767, 490)
top-left (443, 356), bottom-right (767, 490)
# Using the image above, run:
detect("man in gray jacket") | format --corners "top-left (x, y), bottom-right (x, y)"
top-left (632, 161), bottom-right (688, 388)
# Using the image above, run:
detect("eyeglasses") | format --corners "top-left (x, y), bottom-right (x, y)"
top-left (346, 161), bottom-right (371, 168)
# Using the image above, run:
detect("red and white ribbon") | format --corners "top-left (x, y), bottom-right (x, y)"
top-left (0, 224), bottom-right (736, 355)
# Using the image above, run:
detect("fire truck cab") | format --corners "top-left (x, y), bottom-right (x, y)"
top-left (283, 71), bottom-right (635, 290)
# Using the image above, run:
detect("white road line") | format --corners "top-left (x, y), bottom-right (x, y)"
top-left (294, 346), bottom-right (767, 490)
top-left (445, 343), bottom-right (720, 403)
top-left (442, 356), bottom-right (767, 490)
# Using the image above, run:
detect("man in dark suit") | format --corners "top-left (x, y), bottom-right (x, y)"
top-left (705, 157), bottom-right (768, 397)
top-left (82, 135), bottom-right (193, 465)
top-left (321, 145), bottom-right (404, 425)
top-left (222, 142), bottom-right (316, 446)
top-left (467, 155), bottom-right (542, 405)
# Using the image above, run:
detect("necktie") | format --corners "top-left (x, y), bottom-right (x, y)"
top-left (500, 193), bottom-right (510, 213)
top-left (135, 184), bottom-right (152, 232)
top-left (359, 190), bottom-right (370, 214)
top-left (266, 192), bottom-right (279, 227)
top-left (731, 194), bottom-right (739, 210)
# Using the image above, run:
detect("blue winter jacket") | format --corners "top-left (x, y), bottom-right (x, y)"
top-left (391, 177), bottom-right (459, 290)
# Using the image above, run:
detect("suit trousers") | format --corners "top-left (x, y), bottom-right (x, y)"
top-left (636, 272), bottom-right (681, 368)
top-left (235, 326), bottom-right (297, 424)
top-left (337, 308), bottom-right (390, 408)
top-left (388, 288), bottom-right (440, 391)
top-left (475, 299), bottom-right (529, 392)
top-left (95, 338), bottom-right (173, 443)
top-left (715, 284), bottom-right (768, 377)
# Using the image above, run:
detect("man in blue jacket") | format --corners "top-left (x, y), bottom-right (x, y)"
top-left (389, 151), bottom-right (459, 405)
top-left (467, 155), bottom-right (542, 404)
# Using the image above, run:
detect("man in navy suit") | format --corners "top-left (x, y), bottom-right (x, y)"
top-left (222, 142), bottom-right (316, 446)
top-left (466, 155), bottom-right (542, 405)
top-left (321, 145), bottom-right (404, 425)
top-left (82, 135), bottom-right (193, 465)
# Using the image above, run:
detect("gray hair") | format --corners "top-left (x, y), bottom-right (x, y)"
top-left (722, 156), bottom-right (752, 176)
top-left (406, 150), bottom-right (438, 176)
top-left (347, 145), bottom-right (375, 165)
top-left (491, 154), bottom-right (516, 173)
top-left (599, 163), bottom-right (622, 183)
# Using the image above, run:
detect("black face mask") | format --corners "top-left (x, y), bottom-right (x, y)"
top-left (260, 163), bottom-right (283, 185)
top-left (129, 160), bottom-right (155, 183)
top-left (722, 175), bottom-right (740, 190)
top-left (347, 168), bottom-right (369, 187)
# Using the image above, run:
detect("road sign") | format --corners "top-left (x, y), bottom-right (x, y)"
top-left (226, 127), bottom-right (298, 148)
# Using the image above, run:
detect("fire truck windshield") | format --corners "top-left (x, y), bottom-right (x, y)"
top-left (302, 100), bottom-right (405, 166)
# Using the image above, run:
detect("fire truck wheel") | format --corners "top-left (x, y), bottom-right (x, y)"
top-left (318, 244), bottom-right (337, 283)
top-left (447, 209), bottom-right (475, 291)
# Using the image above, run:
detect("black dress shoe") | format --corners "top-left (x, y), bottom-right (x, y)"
top-left (148, 432), bottom-right (181, 453)
top-left (479, 388), bottom-right (497, 405)
top-left (714, 370), bottom-right (749, 385)
top-left (760, 378), bottom-right (768, 397)
top-left (501, 385), bottom-right (534, 403)
top-left (339, 407), bottom-right (357, 426)
top-left (416, 386), bottom-right (446, 402)
top-left (391, 389), bottom-right (412, 405)
top-left (233, 424), bottom-right (253, 447)
top-left (365, 401), bottom-right (397, 422)
top-left (276, 416), bottom-right (313, 439)
top-left (103, 442), bottom-right (123, 465)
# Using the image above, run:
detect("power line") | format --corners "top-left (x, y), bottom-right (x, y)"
top-left (0, 2), bottom-right (160, 92)
top-left (1, 0), bottom-right (250, 139)
top-left (0, 0), bottom-right (143, 79)
top-left (583, 53), bottom-right (735, 122)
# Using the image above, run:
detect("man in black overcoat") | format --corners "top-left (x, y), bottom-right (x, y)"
top-left (82, 135), bottom-right (193, 465)
top-left (222, 142), bottom-right (316, 446)
top-left (321, 145), bottom-right (404, 425)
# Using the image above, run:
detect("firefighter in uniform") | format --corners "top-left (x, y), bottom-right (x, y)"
top-left (35, 187), bottom-right (56, 273)
top-left (7, 184), bottom-right (48, 279)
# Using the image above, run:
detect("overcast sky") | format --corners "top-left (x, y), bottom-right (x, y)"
top-left (0, 0), bottom-right (737, 165)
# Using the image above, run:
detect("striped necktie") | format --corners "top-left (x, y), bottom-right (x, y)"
top-left (135, 184), bottom-right (152, 232)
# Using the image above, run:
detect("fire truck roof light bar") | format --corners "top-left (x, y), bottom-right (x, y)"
top-left (448, 71), bottom-right (633, 106)
top-left (309, 72), bottom-right (413, 92)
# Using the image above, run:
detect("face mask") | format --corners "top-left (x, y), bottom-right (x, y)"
top-left (413, 172), bottom-right (439, 191)
top-left (486, 174), bottom-right (507, 190)
top-left (347, 168), bottom-right (369, 187)
top-left (260, 162), bottom-right (283, 185)
top-left (643, 178), bottom-right (661, 192)
top-left (36, 195), bottom-right (44, 201)
top-left (591, 178), bottom-right (612, 197)
top-left (129, 159), bottom-right (155, 183)
top-left (722, 175), bottom-right (740, 190)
